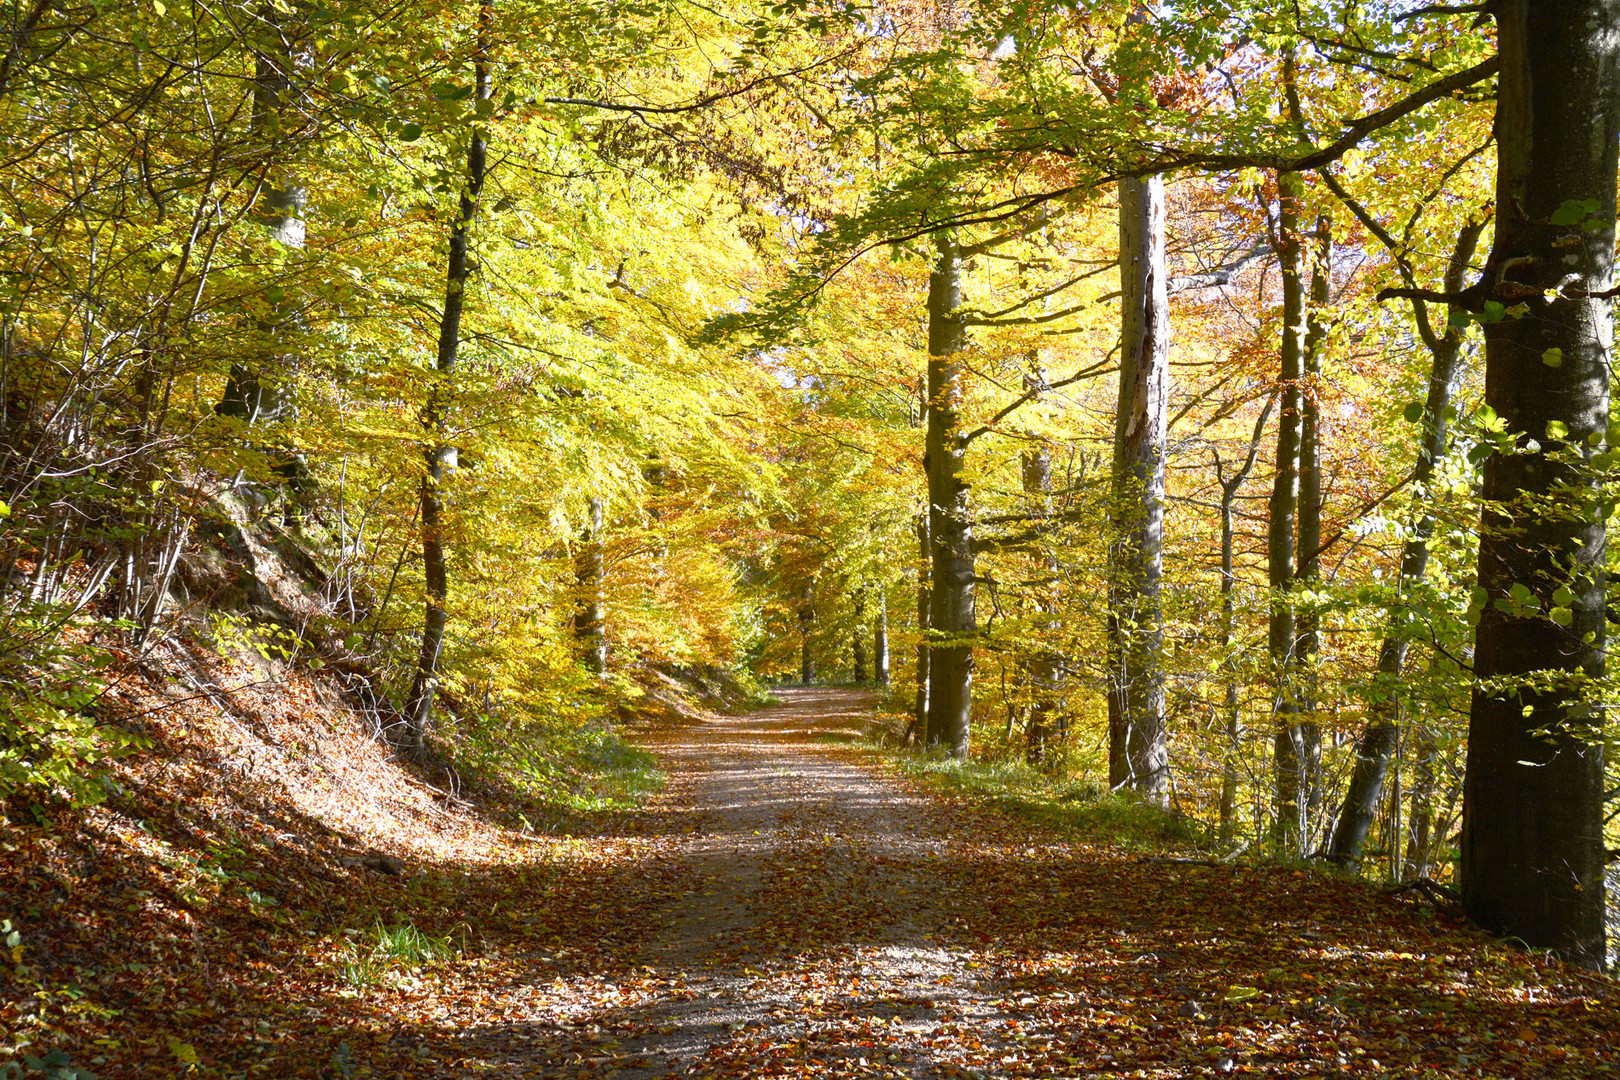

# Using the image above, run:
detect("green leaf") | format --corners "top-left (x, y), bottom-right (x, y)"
top-left (1553, 585), bottom-right (1576, 606)
top-left (152, 0), bottom-right (167, 13)
top-left (1508, 582), bottom-right (1535, 604)
top-left (399, 122), bottom-right (423, 142)
top-left (1402, 401), bottom-right (1425, 424)
top-left (1546, 419), bottom-right (1568, 440)
top-left (1549, 607), bottom-right (1573, 627)
top-left (166, 1037), bottom-right (199, 1065)
top-left (1224, 986), bottom-right (1262, 1002)
top-left (1480, 300), bottom-right (1506, 323)
top-left (1541, 347), bottom-right (1563, 368)
top-left (1549, 199), bottom-right (1591, 226)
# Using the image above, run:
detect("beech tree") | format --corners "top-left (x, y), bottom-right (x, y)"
top-left (1454, 0), bottom-right (1616, 969)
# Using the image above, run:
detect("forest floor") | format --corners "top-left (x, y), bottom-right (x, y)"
top-left (4, 685), bottom-right (1619, 1079)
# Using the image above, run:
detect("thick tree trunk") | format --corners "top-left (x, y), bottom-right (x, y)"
top-left (574, 496), bottom-right (606, 675)
top-left (1268, 169), bottom-right (1307, 852)
top-left (404, 9), bottom-right (491, 758)
top-left (914, 514), bottom-right (930, 738)
top-left (1107, 175), bottom-right (1170, 803)
top-left (1327, 217), bottom-right (1486, 867)
top-left (1460, 0), bottom-right (1615, 969)
top-left (924, 235), bottom-right (974, 758)
top-left (874, 590), bottom-right (890, 688)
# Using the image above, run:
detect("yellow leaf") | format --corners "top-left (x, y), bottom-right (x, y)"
top-left (166, 1036), bottom-right (199, 1065)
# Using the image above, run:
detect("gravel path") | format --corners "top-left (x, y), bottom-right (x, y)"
top-left (612, 687), bottom-right (1004, 1077)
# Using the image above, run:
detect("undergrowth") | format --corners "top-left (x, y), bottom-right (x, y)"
top-left (333, 920), bottom-right (459, 990)
top-left (454, 718), bottom-right (665, 828)
top-left (885, 751), bottom-right (1199, 851)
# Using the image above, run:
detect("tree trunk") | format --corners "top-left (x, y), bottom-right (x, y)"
top-left (1264, 169), bottom-right (1311, 852)
top-left (1292, 213), bottom-right (1329, 845)
top-left (852, 590), bottom-right (868, 683)
top-left (218, 9), bottom-right (303, 434)
top-left (924, 234), bottom-right (974, 758)
top-left (1460, 0), bottom-right (1615, 969)
top-left (1107, 174), bottom-right (1170, 803)
top-left (914, 513), bottom-right (930, 737)
top-left (800, 584), bottom-right (815, 684)
top-left (1403, 722), bottom-right (1438, 881)
top-left (1327, 216), bottom-right (1487, 867)
top-left (874, 590), bottom-right (890, 687)
top-left (403, 8), bottom-right (492, 758)
top-left (1215, 396), bottom-right (1275, 843)
top-left (574, 496), bottom-right (606, 675)
top-left (1022, 445), bottom-right (1063, 765)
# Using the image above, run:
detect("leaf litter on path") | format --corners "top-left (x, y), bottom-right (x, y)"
top-left (3, 685), bottom-right (1616, 1078)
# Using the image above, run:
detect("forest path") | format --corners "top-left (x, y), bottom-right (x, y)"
top-left (609, 687), bottom-right (998, 1077)
top-left (462, 688), bottom-right (1618, 1080)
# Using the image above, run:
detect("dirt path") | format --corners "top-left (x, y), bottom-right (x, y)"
top-left (609, 687), bottom-right (1002, 1077)
top-left (459, 687), bottom-right (1619, 1080)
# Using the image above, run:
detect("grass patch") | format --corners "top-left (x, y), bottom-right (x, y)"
top-left (889, 752), bottom-right (1198, 851)
top-left (334, 920), bottom-right (457, 989)
top-left (455, 720), bottom-right (666, 829)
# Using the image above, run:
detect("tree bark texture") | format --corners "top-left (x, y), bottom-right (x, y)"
top-left (925, 235), bottom-right (974, 758)
top-left (1107, 175), bottom-right (1170, 803)
top-left (1328, 216), bottom-right (1486, 868)
top-left (404, 7), bottom-right (492, 758)
top-left (573, 496), bottom-right (606, 675)
top-left (1460, 0), bottom-right (1616, 970)
top-left (1268, 169), bottom-right (1307, 852)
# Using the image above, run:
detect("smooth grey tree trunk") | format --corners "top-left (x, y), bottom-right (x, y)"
top-left (1292, 214), bottom-right (1329, 843)
top-left (1267, 169), bottom-right (1307, 853)
top-left (404, 7), bottom-right (492, 758)
top-left (1460, 0), bottom-right (1615, 970)
top-left (574, 496), bottom-right (606, 675)
top-left (1021, 445), bottom-right (1063, 764)
top-left (1215, 396), bottom-right (1275, 841)
top-left (924, 234), bottom-right (974, 758)
top-left (1327, 216), bottom-right (1486, 867)
top-left (1107, 175), bottom-right (1169, 803)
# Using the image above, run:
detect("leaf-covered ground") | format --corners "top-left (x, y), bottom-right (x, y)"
top-left (3, 681), bottom-right (1617, 1078)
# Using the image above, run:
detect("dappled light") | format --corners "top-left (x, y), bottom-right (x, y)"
top-left (4, 1), bottom-right (1620, 1076)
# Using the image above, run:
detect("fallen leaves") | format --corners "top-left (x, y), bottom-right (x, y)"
top-left (2, 685), bottom-right (1617, 1079)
